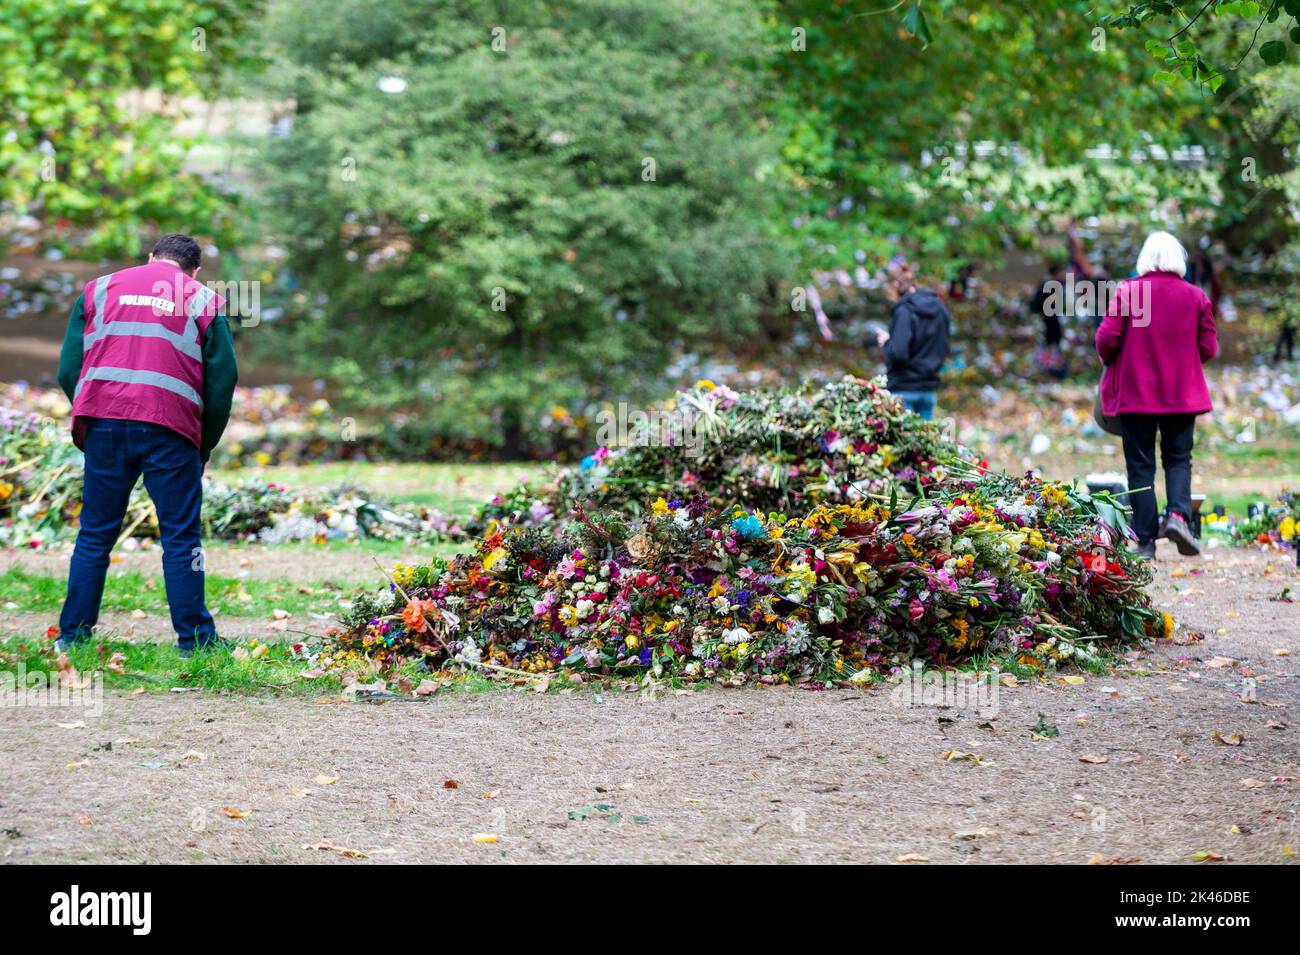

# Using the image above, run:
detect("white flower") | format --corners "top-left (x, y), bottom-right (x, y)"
top-left (575, 599), bottom-right (595, 620)
top-left (712, 596), bottom-right (731, 613)
top-left (817, 606), bottom-right (835, 624)
top-left (784, 620), bottom-right (811, 654)
top-left (721, 627), bottom-right (748, 645)
top-left (455, 639), bottom-right (482, 665)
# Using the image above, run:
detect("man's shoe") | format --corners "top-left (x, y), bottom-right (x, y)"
top-left (179, 638), bottom-right (234, 659)
top-left (52, 637), bottom-right (78, 654)
top-left (1135, 540), bottom-right (1157, 560)
top-left (1162, 512), bottom-right (1201, 556)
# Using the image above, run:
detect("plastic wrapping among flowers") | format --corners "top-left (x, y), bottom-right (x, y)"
top-left (476, 377), bottom-right (955, 532)
top-left (326, 471), bottom-right (1162, 683)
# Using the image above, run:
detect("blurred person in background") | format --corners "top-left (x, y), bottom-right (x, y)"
top-left (1096, 231), bottom-right (1218, 559)
top-left (876, 256), bottom-right (951, 421)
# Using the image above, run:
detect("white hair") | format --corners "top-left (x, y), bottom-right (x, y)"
top-left (1135, 231), bottom-right (1187, 276)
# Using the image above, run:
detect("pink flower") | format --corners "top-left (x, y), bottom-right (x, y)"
top-left (908, 599), bottom-right (925, 622)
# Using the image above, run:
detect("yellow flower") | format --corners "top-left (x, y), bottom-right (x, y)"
top-left (1281, 517), bottom-right (1296, 541)
top-left (651, 496), bottom-right (670, 514)
top-left (482, 547), bottom-right (508, 571)
top-left (626, 633), bottom-right (640, 651)
top-left (1162, 613), bottom-right (1175, 639)
top-left (695, 379), bottom-right (717, 391)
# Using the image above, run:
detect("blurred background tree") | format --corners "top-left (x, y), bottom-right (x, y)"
top-left (0, 0), bottom-right (263, 257)
top-left (251, 0), bottom-right (788, 454)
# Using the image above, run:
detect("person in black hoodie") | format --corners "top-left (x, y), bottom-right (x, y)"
top-left (877, 258), bottom-right (951, 420)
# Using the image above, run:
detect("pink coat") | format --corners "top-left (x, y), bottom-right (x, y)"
top-left (1095, 271), bottom-right (1218, 417)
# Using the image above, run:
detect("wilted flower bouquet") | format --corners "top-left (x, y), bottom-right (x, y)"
top-left (326, 470), bottom-right (1160, 683)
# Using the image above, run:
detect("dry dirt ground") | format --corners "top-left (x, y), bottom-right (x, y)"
top-left (2, 541), bottom-right (1297, 865)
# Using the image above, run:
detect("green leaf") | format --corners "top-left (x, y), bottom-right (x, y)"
top-left (1260, 40), bottom-right (1287, 65)
top-left (901, 5), bottom-right (933, 47)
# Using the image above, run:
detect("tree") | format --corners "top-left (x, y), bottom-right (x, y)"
top-left (0, 0), bottom-right (261, 257)
top-left (769, 1), bottom-right (1233, 272)
top-left (252, 0), bottom-right (787, 454)
top-left (1102, 0), bottom-right (1300, 252)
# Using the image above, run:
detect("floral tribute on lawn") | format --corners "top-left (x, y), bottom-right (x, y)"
top-left (326, 400), bottom-right (1162, 684)
top-left (0, 407), bottom-right (455, 548)
top-left (1233, 490), bottom-right (1298, 552)
top-left (476, 377), bottom-right (954, 532)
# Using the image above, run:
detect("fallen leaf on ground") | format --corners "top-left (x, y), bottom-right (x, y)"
top-left (1192, 850), bottom-right (1226, 863)
top-left (442, 779), bottom-right (459, 789)
top-left (472, 833), bottom-right (498, 843)
top-left (1239, 778), bottom-right (1268, 788)
top-left (1205, 656), bottom-right (1238, 669)
top-left (1211, 731), bottom-right (1244, 746)
top-left (180, 750), bottom-right (206, 761)
top-left (78, 815), bottom-right (93, 826)
top-left (954, 828), bottom-right (999, 841)
top-left (222, 806), bottom-right (247, 819)
top-left (302, 839), bottom-right (366, 858)
top-left (56, 721), bottom-right (85, 730)
top-left (1079, 754), bottom-right (1109, 764)
top-left (896, 853), bottom-right (929, 863)
top-left (481, 790), bottom-right (500, 799)
top-left (1089, 853), bottom-right (1142, 865)
top-left (314, 774), bottom-right (337, 786)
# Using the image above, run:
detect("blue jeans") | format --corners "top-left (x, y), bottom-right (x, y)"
top-left (895, 390), bottom-right (937, 421)
top-left (59, 418), bottom-right (217, 649)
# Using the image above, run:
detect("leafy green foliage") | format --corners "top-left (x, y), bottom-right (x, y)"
top-left (0, 0), bottom-right (261, 256)
top-left (771, 0), bottom-right (1210, 270)
top-left (251, 0), bottom-right (788, 453)
top-left (1105, 0), bottom-right (1300, 83)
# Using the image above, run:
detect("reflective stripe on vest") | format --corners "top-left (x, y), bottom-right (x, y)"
top-left (74, 366), bottom-right (204, 408)
top-left (83, 273), bottom-right (210, 361)
top-left (84, 320), bottom-right (203, 361)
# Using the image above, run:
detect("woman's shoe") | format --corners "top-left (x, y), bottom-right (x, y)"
top-left (1135, 540), bottom-right (1157, 560)
top-left (1162, 512), bottom-right (1201, 556)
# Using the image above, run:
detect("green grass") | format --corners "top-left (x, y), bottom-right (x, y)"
top-left (0, 631), bottom-right (517, 699)
top-left (0, 565), bottom-right (362, 618)
top-left (210, 460), bottom-right (545, 513)
top-left (2, 635), bottom-right (344, 696)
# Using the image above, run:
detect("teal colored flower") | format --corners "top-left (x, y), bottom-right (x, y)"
top-left (731, 514), bottom-right (765, 540)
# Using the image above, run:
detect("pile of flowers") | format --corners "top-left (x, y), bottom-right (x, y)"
top-left (1233, 490), bottom-right (1299, 551)
top-left (476, 377), bottom-right (955, 532)
top-left (323, 471), bottom-right (1160, 683)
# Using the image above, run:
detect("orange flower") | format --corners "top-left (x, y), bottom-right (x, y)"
top-left (402, 598), bottom-right (437, 633)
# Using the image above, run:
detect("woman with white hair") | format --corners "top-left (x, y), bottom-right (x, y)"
top-left (1096, 231), bottom-right (1219, 559)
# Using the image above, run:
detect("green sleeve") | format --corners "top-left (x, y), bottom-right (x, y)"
top-left (200, 314), bottom-right (239, 462)
top-left (57, 293), bottom-right (86, 401)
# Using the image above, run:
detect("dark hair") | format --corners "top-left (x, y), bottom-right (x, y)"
top-left (151, 233), bottom-right (202, 272)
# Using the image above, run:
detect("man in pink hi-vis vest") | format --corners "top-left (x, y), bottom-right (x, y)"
top-left (55, 234), bottom-right (239, 657)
